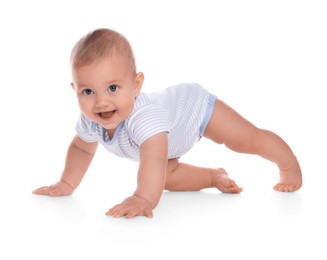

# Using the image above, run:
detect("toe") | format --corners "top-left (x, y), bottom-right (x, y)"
top-left (228, 187), bottom-right (241, 193)
top-left (274, 183), bottom-right (295, 192)
top-left (285, 184), bottom-right (296, 192)
top-left (278, 184), bottom-right (286, 192)
top-left (273, 183), bottom-right (280, 191)
top-left (225, 181), bottom-right (242, 193)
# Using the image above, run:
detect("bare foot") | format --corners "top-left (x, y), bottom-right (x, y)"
top-left (212, 168), bottom-right (243, 193)
top-left (274, 159), bottom-right (302, 192)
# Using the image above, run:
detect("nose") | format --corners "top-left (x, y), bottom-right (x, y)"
top-left (94, 93), bottom-right (110, 109)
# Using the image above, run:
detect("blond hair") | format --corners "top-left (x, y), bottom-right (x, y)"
top-left (70, 28), bottom-right (136, 72)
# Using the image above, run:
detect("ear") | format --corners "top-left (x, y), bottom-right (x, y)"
top-left (70, 82), bottom-right (75, 90)
top-left (134, 72), bottom-right (144, 96)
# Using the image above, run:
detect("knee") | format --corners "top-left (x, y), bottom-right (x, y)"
top-left (165, 159), bottom-right (179, 190)
top-left (226, 126), bottom-right (260, 153)
top-left (167, 158), bottom-right (179, 173)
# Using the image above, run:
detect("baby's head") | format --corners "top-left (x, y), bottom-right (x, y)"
top-left (70, 29), bottom-right (144, 134)
top-left (70, 28), bottom-right (136, 74)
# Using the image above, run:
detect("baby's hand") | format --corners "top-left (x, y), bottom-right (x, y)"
top-left (32, 180), bottom-right (74, 196)
top-left (106, 195), bottom-right (153, 219)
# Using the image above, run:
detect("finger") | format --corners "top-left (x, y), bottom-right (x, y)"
top-left (32, 186), bottom-right (52, 195)
top-left (126, 207), bottom-right (153, 219)
top-left (107, 204), bottom-right (129, 218)
top-left (113, 207), bottom-right (129, 218)
top-left (106, 210), bottom-right (113, 216)
top-left (49, 189), bottom-right (63, 197)
top-left (106, 208), bottom-right (118, 216)
top-left (106, 204), bottom-right (122, 216)
top-left (126, 208), bottom-right (139, 219)
top-left (144, 208), bottom-right (153, 218)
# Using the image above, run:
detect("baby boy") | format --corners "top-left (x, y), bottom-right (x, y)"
top-left (33, 28), bottom-right (302, 218)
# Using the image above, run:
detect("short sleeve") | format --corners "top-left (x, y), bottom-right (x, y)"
top-left (75, 114), bottom-right (97, 143)
top-left (126, 104), bottom-right (171, 146)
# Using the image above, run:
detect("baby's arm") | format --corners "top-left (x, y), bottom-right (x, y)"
top-left (33, 135), bottom-right (98, 196)
top-left (106, 132), bottom-right (168, 218)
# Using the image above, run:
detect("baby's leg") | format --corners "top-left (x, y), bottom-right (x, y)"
top-left (165, 158), bottom-right (242, 193)
top-left (203, 99), bottom-right (302, 192)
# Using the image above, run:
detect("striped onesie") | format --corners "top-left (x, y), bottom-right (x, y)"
top-left (76, 83), bottom-right (216, 162)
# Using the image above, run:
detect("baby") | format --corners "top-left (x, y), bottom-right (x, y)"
top-left (33, 28), bottom-right (302, 218)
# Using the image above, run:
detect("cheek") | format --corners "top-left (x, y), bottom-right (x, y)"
top-left (126, 98), bottom-right (136, 113)
top-left (117, 95), bottom-right (135, 114)
top-left (77, 98), bottom-right (91, 111)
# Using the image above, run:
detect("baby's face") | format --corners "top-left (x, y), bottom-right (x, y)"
top-left (71, 55), bottom-right (143, 135)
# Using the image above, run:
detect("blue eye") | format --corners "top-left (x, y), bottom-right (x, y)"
top-left (83, 89), bottom-right (94, 95)
top-left (107, 85), bottom-right (118, 93)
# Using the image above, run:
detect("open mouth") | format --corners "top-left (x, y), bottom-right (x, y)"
top-left (98, 110), bottom-right (115, 119)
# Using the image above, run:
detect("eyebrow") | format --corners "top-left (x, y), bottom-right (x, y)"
top-left (76, 79), bottom-right (124, 88)
top-left (104, 79), bottom-right (123, 85)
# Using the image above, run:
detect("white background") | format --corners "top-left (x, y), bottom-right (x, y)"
top-left (1, 0), bottom-right (326, 259)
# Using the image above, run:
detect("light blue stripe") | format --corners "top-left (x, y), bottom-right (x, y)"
top-left (199, 93), bottom-right (216, 136)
